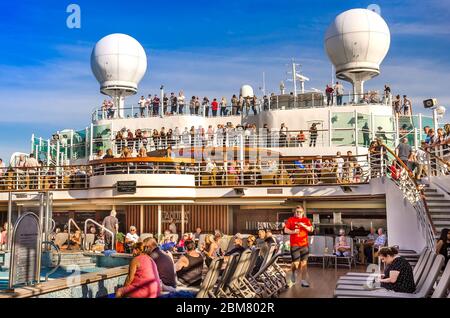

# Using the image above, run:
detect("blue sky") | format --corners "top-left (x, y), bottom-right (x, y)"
top-left (0, 0), bottom-right (449, 162)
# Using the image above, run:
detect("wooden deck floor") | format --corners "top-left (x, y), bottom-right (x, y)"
top-left (279, 265), bottom-right (367, 298)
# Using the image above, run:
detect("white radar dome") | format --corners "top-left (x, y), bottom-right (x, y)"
top-left (240, 85), bottom-right (254, 98)
top-left (325, 9), bottom-right (390, 95)
top-left (436, 106), bottom-right (446, 116)
top-left (91, 33), bottom-right (147, 97)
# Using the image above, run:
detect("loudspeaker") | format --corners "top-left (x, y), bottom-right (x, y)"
top-left (423, 98), bottom-right (437, 108)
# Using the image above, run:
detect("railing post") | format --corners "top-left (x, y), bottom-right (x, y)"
top-left (328, 109), bottom-right (332, 147)
top-left (418, 113), bottom-right (423, 143)
top-left (380, 148), bottom-right (385, 177)
top-left (414, 128), bottom-right (418, 149)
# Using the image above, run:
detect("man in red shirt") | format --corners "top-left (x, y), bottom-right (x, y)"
top-left (211, 98), bottom-right (219, 117)
top-left (284, 205), bottom-right (314, 287)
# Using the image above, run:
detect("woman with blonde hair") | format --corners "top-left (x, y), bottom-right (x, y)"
top-left (201, 234), bottom-right (219, 267)
top-left (120, 146), bottom-right (132, 158)
top-left (137, 147), bottom-right (147, 158)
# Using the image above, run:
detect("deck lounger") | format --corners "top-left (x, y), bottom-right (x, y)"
top-left (227, 250), bottom-right (254, 297)
top-left (334, 254), bottom-right (444, 298)
top-left (84, 233), bottom-right (95, 250)
top-left (307, 236), bottom-right (327, 268)
top-left (245, 245), bottom-right (278, 297)
top-left (342, 248), bottom-right (428, 279)
top-left (250, 250), bottom-right (286, 297)
top-left (214, 253), bottom-right (240, 298)
top-left (336, 250), bottom-right (436, 290)
top-left (431, 260), bottom-right (450, 298)
top-left (219, 236), bottom-right (232, 253)
top-left (196, 257), bottom-right (224, 298)
top-left (331, 236), bottom-right (355, 269)
top-left (336, 249), bottom-right (433, 289)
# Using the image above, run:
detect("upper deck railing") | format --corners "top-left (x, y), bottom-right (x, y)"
top-left (91, 91), bottom-right (391, 122)
top-left (0, 154), bottom-right (371, 191)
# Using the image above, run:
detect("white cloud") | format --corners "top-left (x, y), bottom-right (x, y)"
top-left (390, 22), bottom-right (450, 36)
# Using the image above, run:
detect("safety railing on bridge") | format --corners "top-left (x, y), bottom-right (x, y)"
top-left (91, 91), bottom-right (391, 122)
top-left (0, 155), bottom-right (373, 191)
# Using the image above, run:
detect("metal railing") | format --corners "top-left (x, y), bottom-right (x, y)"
top-left (105, 128), bottom-right (396, 156)
top-left (41, 241), bottom-right (61, 282)
top-left (84, 218), bottom-right (115, 251)
top-left (426, 145), bottom-right (450, 177)
top-left (0, 155), bottom-right (374, 191)
top-left (374, 145), bottom-right (436, 249)
top-left (91, 91), bottom-right (391, 122)
top-left (67, 218), bottom-right (83, 250)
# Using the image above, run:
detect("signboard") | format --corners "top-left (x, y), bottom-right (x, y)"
top-left (116, 181), bottom-right (137, 194)
top-left (9, 212), bottom-right (41, 289)
top-left (162, 211), bottom-right (190, 224)
top-left (267, 188), bottom-right (283, 194)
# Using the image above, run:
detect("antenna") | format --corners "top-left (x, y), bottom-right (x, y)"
top-left (262, 72), bottom-right (266, 96)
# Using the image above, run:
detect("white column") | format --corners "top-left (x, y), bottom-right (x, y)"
top-left (85, 127), bottom-right (89, 159)
top-left (89, 123), bottom-right (94, 159)
top-left (418, 113), bottom-right (424, 143)
top-left (157, 204), bottom-right (162, 239)
top-left (181, 205), bottom-right (185, 235)
top-left (30, 133), bottom-right (35, 154)
top-left (140, 205), bottom-right (144, 234)
top-left (47, 139), bottom-right (51, 165)
top-left (432, 108), bottom-right (439, 133)
top-left (394, 112), bottom-right (400, 147)
top-left (370, 112), bottom-right (375, 143)
top-left (328, 108), bottom-right (332, 147)
top-left (354, 109), bottom-right (358, 155)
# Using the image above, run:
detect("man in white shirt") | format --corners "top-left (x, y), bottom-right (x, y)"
top-left (0, 158), bottom-right (6, 177)
top-left (205, 158), bottom-right (216, 173)
top-left (145, 94), bottom-right (152, 116)
top-left (138, 96), bottom-right (146, 117)
top-left (25, 153), bottom-right (40, 189)
top-left (335, 151), bottom-right (345, 182)
top-left (125, 226), bottom-right (139, 253)
top-left (415, 142), bottom-right (429, 179)
top-left (334, 81), bottom-right (344, 105)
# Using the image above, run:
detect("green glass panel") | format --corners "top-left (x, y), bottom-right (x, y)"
top-left (331, 112), bottom-right (356, 146)
top-left (92, 124), bottom-right (112, 154)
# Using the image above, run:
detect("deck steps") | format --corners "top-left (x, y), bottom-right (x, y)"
top-left (423, 184), bottom-right (450, 237)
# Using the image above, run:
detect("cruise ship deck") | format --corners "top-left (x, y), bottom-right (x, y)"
top-left (0, 4), bottom-right (449, 301)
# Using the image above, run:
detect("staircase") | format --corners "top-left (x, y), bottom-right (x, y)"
top-left (50, 251), bottom-right (97, 271)
top-left (423, 184), bottom-right (450, 236)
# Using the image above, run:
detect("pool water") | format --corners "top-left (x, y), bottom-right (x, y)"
top-left (0, 266), bottom-right (108, 290)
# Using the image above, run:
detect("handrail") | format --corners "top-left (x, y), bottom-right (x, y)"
top-left (91, 90), bottom-right (390, 122)
top-left (379, 144), bottom-right (436, 247)
top-left (50, 218), bottom-right (56, 233)
top-left (422, 147), bottom-right (450, 168)
top-left (84, 218), bottom-right (115, 251)
top-left (42, 241), bottom-right (61, 282)
top-left (67, 218), bottom-right (82, 250)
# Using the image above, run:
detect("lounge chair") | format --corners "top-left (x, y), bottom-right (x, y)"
top-left (336, 249), bottom-right (431, 288)
top-left (196, 257), bottom-right (224, 298)
top-left (213, 253), bottom-right (240, 298)
top-left (334, 254), bottom-right (444, 298)
top-left (431, 260), bottom-right (450, 298)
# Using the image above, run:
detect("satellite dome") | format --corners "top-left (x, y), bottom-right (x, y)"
top-left (240, 85), bottom-right (254, 98)
top-left (91, 33), bottom-right (147, 97)
top-left (324, 9), bottom-right (390, 96)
